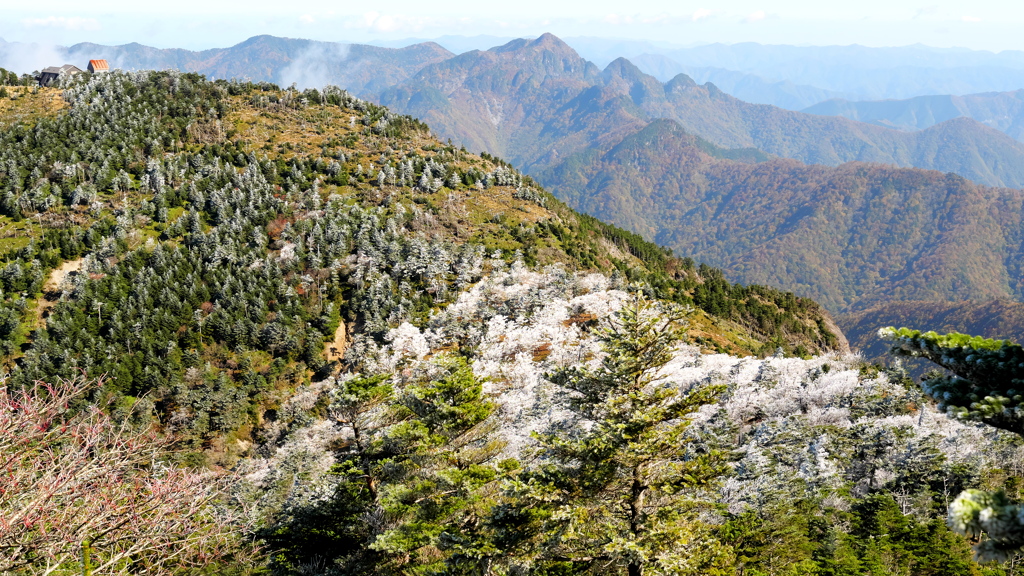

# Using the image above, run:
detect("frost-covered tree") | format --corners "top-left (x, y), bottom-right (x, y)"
top-left (488, 294), bottom-right (731, 576)
top-left (883, 327), bottom-right (1024, 561)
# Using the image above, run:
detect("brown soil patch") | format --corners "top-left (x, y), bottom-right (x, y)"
top-left (325, 321), bottom-right (351, 362)
top-left (45, 258), bottom-right (85, 293)
top-left (35, 258), bottom-right (85, 325)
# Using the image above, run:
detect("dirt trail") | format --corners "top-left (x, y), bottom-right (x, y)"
top-left (44, 258), bottom-right (85, 293)
top-left (325, 321), bottom-right (350, 362)
top-left (34, 258), bottom-right (85, 326)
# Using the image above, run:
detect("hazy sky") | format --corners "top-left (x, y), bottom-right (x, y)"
top-left (2, 0), bottom-right (1023, 52)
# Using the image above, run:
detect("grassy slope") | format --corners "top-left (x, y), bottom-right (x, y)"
top-left (0, 86), bottom-right (66, 129)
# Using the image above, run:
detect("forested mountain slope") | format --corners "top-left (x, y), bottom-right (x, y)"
top-left (377, 33), bottom-right (1024, 188)
top-left (372, 35), bottom-right (1024, 359)
top-left (247, 267), bottom-right (1021, 575)
top-left (4, 70), bottom-right (1024, 576)
top-left (539, 118), bottom-right (1024, 314)
top-left (0, 74), bottom-right (839, 459)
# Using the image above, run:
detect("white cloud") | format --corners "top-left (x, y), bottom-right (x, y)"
top-left (0, 41), bottom-right (64, 74)
top-left (299, 14), bottom-right (315, 25)
top-left (359, 11), bottom-right (380, 29)
top-left (278, 42), bottom-right (351, 89)
top-left (692, 8), bottom-right (713, 22)
top-left (745, 10), bottom-right (767, 23)
top-left (961, 15), bottom-right (981, 22)
top-left (350, 11), bottom-right (441, 33)
top-left (640, 13), bottom-right (670, 25)
top-left (21, 16), bottom-right (100, 31)
top-left (373, 14), bottom-right (399, 32)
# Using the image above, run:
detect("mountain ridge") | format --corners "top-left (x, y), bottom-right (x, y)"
top-left (533, 116), bottom-right (1024, 317)
top-left (377, 34), bottom-right (1024, 189)
top-left (0, 35), bottom-right (455, 99)
top-left (804, 90), bottom-right (1024, 142)
top-left (7, 33), bottom-right (1024, 188)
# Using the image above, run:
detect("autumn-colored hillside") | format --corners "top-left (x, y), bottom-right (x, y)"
top-left (841, 299), bottom-right (1024, 362)
top-left (541, 118), bottom-right (1024, 316)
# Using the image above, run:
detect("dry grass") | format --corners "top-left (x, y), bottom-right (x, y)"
top-left (0, 87), bottom-right (66, 128)
top-left (226, 96), bottom-right (559, 240)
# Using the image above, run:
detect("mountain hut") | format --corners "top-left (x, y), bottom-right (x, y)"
top-left (87, 59), bottom-right (109, 73)
top-left (37, 64), bottom-right (82, 86)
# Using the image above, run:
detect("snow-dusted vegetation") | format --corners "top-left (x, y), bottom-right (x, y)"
top-left (247, 266), bottom-right (1020, 574)
top-left (2, 70), bottom-right (1021, 575)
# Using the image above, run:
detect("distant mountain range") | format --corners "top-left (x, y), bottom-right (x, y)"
top-left (615, 42), bottom-right (1024, 104)
top-left (629, 54), bottom-right (847, 110)
top-left (804, 90), bottom-right (1024, 142)
top-left (625, 41), bottom-right (1024, 74)
top-left (375, 34), bottom-right (1024, 189)
top-left (11, 34), bottom-right (1024, 108)
top-left (526, 39), bottom-right (1024, 110)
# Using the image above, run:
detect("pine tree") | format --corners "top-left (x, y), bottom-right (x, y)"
top-left (882, 327), bottom-right (1024, 561)
top-left (370, 355), bottom-right (501, 573)
top-left (492, 294), bottom-right (732, 576)
top-left (268, 358), bottom-right (499, 575)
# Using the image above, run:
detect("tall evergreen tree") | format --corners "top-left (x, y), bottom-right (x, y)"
top-left (266, 358), bottom-right (498, 575)
top-left (370, 355), bottom-right (501, 574)
top-left (883, 327), bottom-right (1024, 561)
top-left (490, 294), bottom-right (732, 576)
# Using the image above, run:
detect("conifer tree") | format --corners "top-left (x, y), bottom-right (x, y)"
top-left (370, 355), bottom-right (501, 573)
top-left (267, 357), bottom-right (498, 575)
top-left (491, 294), bottom-right (732, 576)
top-left (882, 327), bottom-right (1024, 561)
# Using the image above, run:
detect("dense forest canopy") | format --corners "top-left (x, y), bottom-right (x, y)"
top-left (0, 70), bottom-right (1021, 575)
top-left (0, 70), bottom-right (840, 451)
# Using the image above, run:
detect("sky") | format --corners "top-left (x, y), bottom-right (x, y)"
top-left (2, 0), bottom-right (1023, 52)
